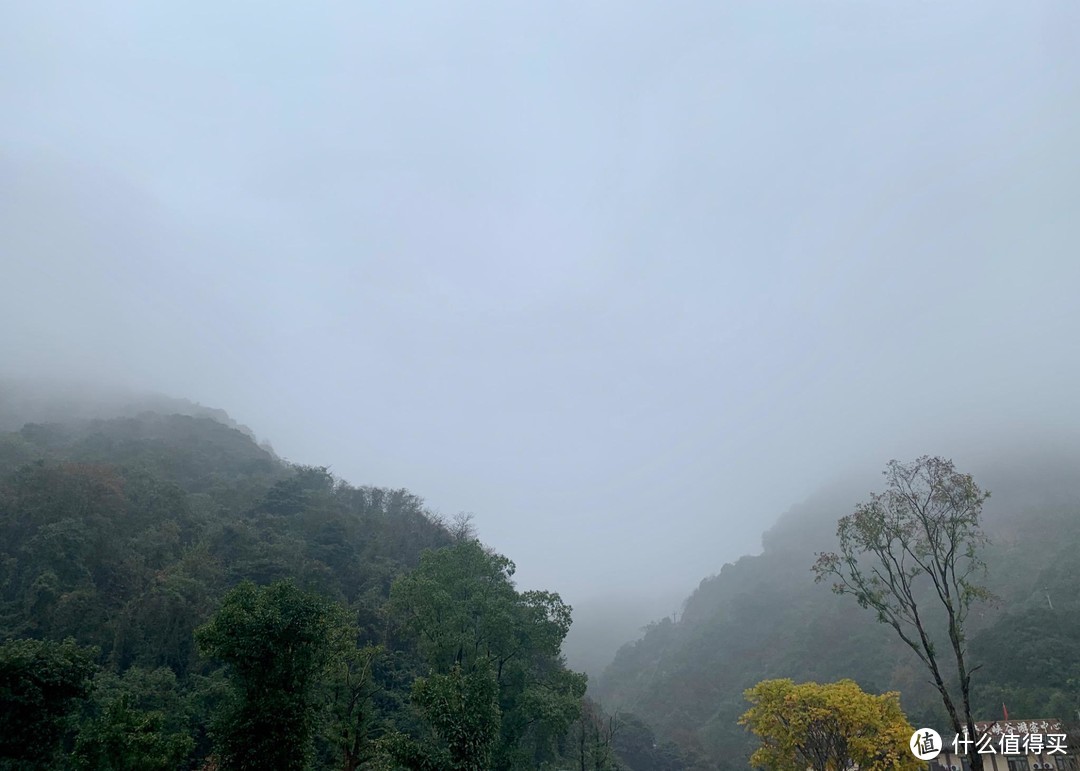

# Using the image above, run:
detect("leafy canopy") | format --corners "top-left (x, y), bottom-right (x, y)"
top-left (0, 637), bottom-right (97, 770)
top-left (196, 579), bottom-right (352, 771)
top-left (740, 678), bottom-right (921, 771)
top-left (385, 539), bottom-right (586, 770)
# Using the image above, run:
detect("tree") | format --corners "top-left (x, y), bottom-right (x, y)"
top-left (327, 643), bottom-right (385, 771)
top-left (813, 456), bottom-right (991, 770)
top-left (382, 663), bottom-right (502, 771)
top-left (572, 698), bottom-right (620, 771)
top-left (71, 666), bottom-right (195, 771)
top-left (740, 678), bottom-right (922, 771)
top-left (385, 539), bottom-right (586, 769)
top-left (611, 710), bottom-right (688, 771)
top-left (195, 580), bottom-right (351, 771)
top-left (0, 637), bottom-right (98, 770)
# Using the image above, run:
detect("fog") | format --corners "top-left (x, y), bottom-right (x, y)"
top-left (3, 0), bottom-right (1079, 639)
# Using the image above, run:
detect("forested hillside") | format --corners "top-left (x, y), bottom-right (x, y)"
top-left (6, 390), bottom-right (1079, 771)
top-left (596, 449), bottom-right (1080, 769)
top-left (0, 401), bottom-right (675, 770)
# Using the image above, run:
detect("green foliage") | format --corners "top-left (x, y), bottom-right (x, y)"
top-left (387, 539), bottom-right (587, 769)
top-left (0, 637), bottom-right (97, 769)
top-left (15, 401), bottom-right (1080, 771)
top-left (388, 539), bottom-right (520, 673)
top-left (0, 413), bottom-right (453, 675)
top-left (383, 663), bottom-right (502, 770)
top-left (196, 580), bottom-right (352, 771)
top-left (969, 607), bottom-right (1080, 720)
top-left (0, 411), bottom-right (457, 768)
top-left (611, 710), bottom-right (691, 771)
top-left (72, 667), bottom-right (195, 771)
top-left (0, 408), bottom-right (599, 771)
top-left (324, 643), bottom-right (385, 771)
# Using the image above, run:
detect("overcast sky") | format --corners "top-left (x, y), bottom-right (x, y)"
top-left (3, 1), bottom-right (1079, 609)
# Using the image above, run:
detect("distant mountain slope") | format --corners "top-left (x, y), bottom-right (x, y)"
top-left (562, 591), bottom-right (688, 680)
top-left (0, 378), bottom-right (259, 438)
top-left (595, 447), bottom-right (1080, 770)
top-left (5, 411), bottom-right (280, 492)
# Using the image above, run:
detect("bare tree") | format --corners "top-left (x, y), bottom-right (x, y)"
top-left (812, 456), bottom-right (992, 771)
top-left (450, 512), bottom-right (478, 542)
top-left (576, 699), bottom-right (620, 771)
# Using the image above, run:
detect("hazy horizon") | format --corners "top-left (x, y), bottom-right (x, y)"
top-left (4, 1), bottom-right (1080, 623)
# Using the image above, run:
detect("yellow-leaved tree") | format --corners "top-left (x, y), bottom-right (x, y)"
top-left (739, 679), bottom-right (923, 771)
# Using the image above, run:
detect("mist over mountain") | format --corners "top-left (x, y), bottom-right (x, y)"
top-left (594, 441), bottom-right (1080, 768)
top-left (563, 590), bottom-right (688, 679)
top-left (5, 0), bottom-right (1080, 614)
top-left (3, 380), bottom-right (1080, 770)
top-left (3, 0), bottom-right (1080, 768)
top-left (566, 425), bottom-right (1080, 685)
top-left (2, 395), bottom-right (681, 769)
top-left (0, 378), bottom-right (260, 441)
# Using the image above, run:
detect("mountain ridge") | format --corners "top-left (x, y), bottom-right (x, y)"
top-left (595, 444), bottom-right (1080, 769)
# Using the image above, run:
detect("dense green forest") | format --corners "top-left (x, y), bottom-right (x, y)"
top-left (595, 448), bottom-right (1080, 769)
top-left (0, 401), bottom-right (685, 770)
top-left (4, 389), bottom-right (1080, 770)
